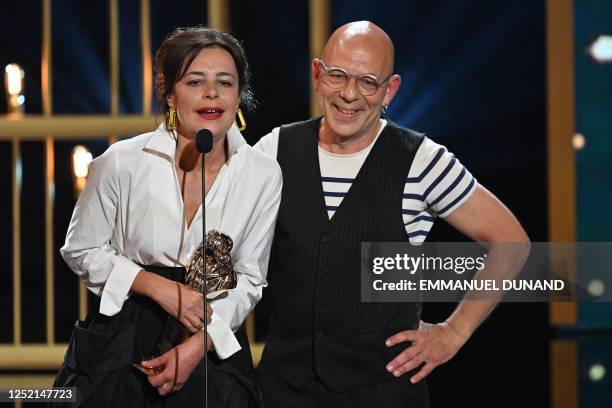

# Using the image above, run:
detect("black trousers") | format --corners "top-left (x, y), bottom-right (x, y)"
top-left (256, 363), bottom-right (430, 408)
top-left (52, 265), bottom-right (262, 407)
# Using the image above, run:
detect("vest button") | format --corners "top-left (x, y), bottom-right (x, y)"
top-left (321, 268), bottom-right (329, 276)
top-left (319, 299), bottom-right (328, 306)
top-left (317, 331), bottom-right (324, 340)
top-left (322, 236), bottom-right (331, 243)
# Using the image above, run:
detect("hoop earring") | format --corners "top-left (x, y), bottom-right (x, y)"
top-left (168, 106), bottom-right (177, 131)
top-left (234, 108), bottom-right (247, 131)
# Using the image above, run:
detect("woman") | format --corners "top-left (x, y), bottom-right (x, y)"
top-left (54, 26), bottom-right (281, 407)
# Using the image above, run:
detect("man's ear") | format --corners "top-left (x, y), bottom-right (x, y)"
top-left (311, 59), bottom-right (322, 92)
top-left (383, 74), bottom-right (402, 106)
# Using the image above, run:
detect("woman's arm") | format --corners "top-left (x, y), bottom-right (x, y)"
top-left (61, 146), bottom-right (207, 329)
top-left (132, 272), bottom-right (208, 333)
top-left (142, 330), bottom-right (213, 396)
top-left (61, 147), bottom-right (143, 316)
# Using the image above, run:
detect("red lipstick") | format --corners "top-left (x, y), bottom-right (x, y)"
top-left (197, 106), bottom-right (225, 120)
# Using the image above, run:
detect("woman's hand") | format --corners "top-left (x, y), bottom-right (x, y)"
top-left (142, 331), bottom-right (214, 395)
top-left (132, 271), bottom-right (212, 333)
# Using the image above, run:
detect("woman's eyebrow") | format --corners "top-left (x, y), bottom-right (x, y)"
top-left (184, 71), bottom-right (235, 78)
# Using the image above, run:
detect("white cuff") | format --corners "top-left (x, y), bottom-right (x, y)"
top-left (99, 257), bottom-right (143, 316)
top-left (207, 312), bottom-right (241, 359)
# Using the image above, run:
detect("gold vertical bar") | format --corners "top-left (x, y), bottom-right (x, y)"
top-left (546, 0), bottom-right (577, 326)
top-left (547, 0), bottom-right (578, 407)
top-left (551, 340), bottom-right (578, 408)
top-left (140, 0), bottom-right (152, 115)
top-left (12, 140), bottom-right (22, 345)
top-left (309, 0), bottom-right (330, 117)
top-left (42, 0), bottom-right (55, 345)
top-left (79, 284), bottom-right (88, 320)
top-left (110, 0), bottom-right (119, 115)
top-left (42, 0), bottom-right (53, 114)
top-left (208, 0), bottom-right (229, 31)
top-left (45, 139), bottom-right (55, 344)
top-left (246, 313), bottom-right (255, 344)
top-left (109, 0), bottom-right (119, 145)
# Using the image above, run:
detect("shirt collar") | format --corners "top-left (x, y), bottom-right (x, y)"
top-left (142, 124), bottom-right (176, 162)
top-left (143, 123), bottom-right (247, 163)
top-left (226, 123), bottom-right (247, 155)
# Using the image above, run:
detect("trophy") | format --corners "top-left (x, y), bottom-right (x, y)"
top-left (185, 229), bottom-right (237, 299)
top-left (134, 230), bottom-right (237, 375)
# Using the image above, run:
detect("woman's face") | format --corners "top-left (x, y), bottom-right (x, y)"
top-left (168, 47), bottom-right (240, 140)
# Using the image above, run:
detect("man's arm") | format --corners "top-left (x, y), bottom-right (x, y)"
top-left (443, 184), bottom-right (530, 335)
top-left (385, 184), bottom-right (529, 383)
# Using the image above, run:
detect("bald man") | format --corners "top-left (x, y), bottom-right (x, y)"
top-left (253, 21), bottom-right (528, 407)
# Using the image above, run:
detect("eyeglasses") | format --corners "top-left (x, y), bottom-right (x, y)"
top-left (317, 59), bottom-right (393, 96)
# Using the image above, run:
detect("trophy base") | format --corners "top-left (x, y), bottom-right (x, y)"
top-left (132, 363), bottom-right (162, 376)
top-left (133, 316), bottom-right (188, 376)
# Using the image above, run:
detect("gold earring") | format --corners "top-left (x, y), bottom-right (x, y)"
top-left (234, 108), bottom-right (247, 131)
top-left (168, 106), bottom-right (177, 130)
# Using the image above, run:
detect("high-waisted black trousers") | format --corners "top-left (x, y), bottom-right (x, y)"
top-left (52, 265), bottom-right (262, 407)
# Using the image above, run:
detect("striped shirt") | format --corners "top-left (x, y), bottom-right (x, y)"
top-left (254, 120), bottom-right (477, 243)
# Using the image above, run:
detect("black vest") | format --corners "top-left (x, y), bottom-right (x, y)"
top-left (261, 118), bottom-right (425, 392)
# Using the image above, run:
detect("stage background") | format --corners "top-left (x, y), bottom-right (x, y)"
top-left (1, 1), bottom-right (610, 407)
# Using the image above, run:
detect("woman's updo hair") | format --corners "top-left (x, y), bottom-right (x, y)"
top-left (154, 26), bottom-right (255, 124)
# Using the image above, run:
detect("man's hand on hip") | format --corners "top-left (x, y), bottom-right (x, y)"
top-left (385, 320), bottom-right (469, 384)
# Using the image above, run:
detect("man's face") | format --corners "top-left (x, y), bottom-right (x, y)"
top-left (312, 41), bottom-right (399, 142)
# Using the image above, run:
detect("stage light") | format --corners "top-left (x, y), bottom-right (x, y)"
top-left (589, 364), bottom-right (606, 382)
top-left (4, 63), bottom-right (25, 114)
top-left (589, 35), bottom-right (612, 63)
top-left (587, 279), bottom-right (605, 297)
top-left (71, 145), bottom-right (93, 197)
top-left (572, 133), bottom-right (586, 150)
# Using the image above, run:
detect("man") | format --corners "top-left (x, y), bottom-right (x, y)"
top-left (254, 21), bottom-right (528, 407)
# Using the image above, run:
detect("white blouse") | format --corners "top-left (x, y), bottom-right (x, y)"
top-left (61, 124), bottom-right (282, 359)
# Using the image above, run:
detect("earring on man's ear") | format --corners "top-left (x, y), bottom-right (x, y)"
top-left (234, 108), bottom-right (247, 131)
top-left (381, 104), bottom-right (389, 116)
top-left (168, 106), bottom-right (177, 131)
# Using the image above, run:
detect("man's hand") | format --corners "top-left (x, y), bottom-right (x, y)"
top-left (385, 320), bottom-right (469, 384)
top-left (142, 331), bottom-right (213, 396)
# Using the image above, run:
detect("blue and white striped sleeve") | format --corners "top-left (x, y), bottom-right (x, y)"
top-left (412, 138), bottom-right (477, 218)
